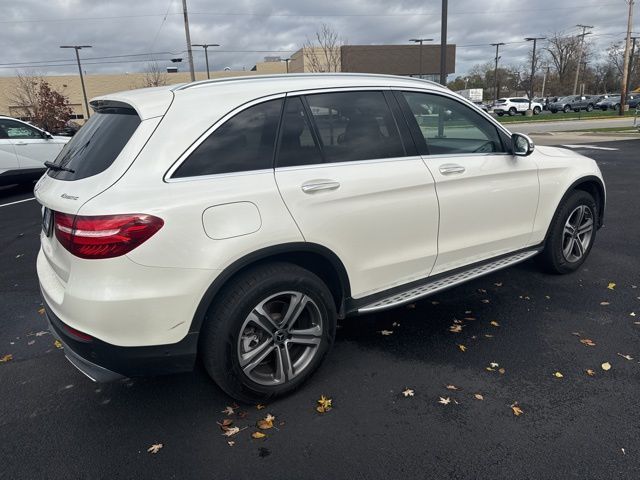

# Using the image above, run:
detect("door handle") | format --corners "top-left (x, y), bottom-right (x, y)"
top-left (439, 164), bottom-right (466, 175)
top-left (301, 180), bottom-right (340, 193)
top-left (14, 141), bottom-right (28, 146)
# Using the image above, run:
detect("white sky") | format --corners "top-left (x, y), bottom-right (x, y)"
top-left (0, 0), bottom-right (636, 77)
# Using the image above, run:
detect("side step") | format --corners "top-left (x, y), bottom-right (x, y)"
top-left (358, 250), bottom-right (539, 313)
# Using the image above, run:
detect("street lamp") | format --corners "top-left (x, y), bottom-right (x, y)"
top-left (525, 37), bottom-right (545, 112)
top-left (409, 38), bottom-right (434, 79)
top-left (191, 43), bottom-right (220, 79)
top-left (282, 58), bottom-right (291, 73)
top-left (60, 45), bottom-right (92, 120)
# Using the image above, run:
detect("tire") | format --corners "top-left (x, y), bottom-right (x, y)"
top-left (200, 262), bottom-right (337, 402)
top-left (586, 104), bottom-right (593, 112)
top-left (564, 105), bottom-right (571, 113)
top-left (533, 106), bottom-right (541, 115)
top-left (508, 107), bottom-right (517, 116)
top-left (614, 104), bottom-right (620, 111)
top-left (538, 190), bottom-right (598, 274)
top-left (497, 112), bottom-right (504, 117)
top-left (573, 109), bottom-right (580, 113)
top-left (551, 110), bottom-right (558, 114)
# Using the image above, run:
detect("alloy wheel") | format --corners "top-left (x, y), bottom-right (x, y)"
top-left (237, 291), bottom-right (323, 386)
top-left (562, 205), bottom-right (594, 263)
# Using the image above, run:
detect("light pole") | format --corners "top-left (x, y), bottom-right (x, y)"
top-left (439, 0), bottom-right (448, 86)
top-left (192, 43), bottom-right (220, 79)
top-left (573, 24), bottom-right (593, 95)
top-left (282, 58), bottom-right (291, 73)
top-left (525, 37), bottom-right (545, 112)
top-left (409, 38), bottom-right (433, 79)
top-left (620, 1), bottom-right (635, 115)
top-left (491, 42), bottom-right (505, 101)
top-left (60, 45), bottom-right (92, 120)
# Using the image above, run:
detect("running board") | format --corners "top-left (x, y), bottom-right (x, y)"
top-left (358, 250), bottom-right (539, 313)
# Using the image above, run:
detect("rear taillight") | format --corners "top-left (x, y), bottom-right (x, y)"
top-left (54, 213), bottom-right (164, 259)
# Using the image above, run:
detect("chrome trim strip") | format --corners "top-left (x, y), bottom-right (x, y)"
top-left (358, 250), bottom-right (538, 313)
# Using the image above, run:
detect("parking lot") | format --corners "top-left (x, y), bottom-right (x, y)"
top-left (1, 139), bottom-right (638, 479)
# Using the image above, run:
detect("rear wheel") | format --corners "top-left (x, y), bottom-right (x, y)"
top-left (533, 106), bottom-right (541, 115)
top-left (508, 107), bottom-right (517, 116)
top-left (538, 190), bottom-right (597, 274)
top-left (200, 262), bottom-right (336, 402)
top-left (586, 103), bottom-right (594, 112)
top-left (564, 105), bottom-right (571, 113)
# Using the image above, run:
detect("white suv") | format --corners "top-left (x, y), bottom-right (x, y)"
top-left (493, 97), bottom-right (543, 116)
top-left (35, 74), bottom-right (605, 401)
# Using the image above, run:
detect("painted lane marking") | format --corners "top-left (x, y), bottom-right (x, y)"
top-left (561, 145), bottom-right (619, 151)
top-left (0, 197), bottom-right (36, 208)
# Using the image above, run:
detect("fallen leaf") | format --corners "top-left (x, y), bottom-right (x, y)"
top-left (445, 384), bottom-right (458, 390)
top-left (35, 331), bottom-right (48, 337)
top-left (511, 404), bottom-right (524, 416)
top-left (380, 330), bottom-right (394, 336)
top-left (485, 367), bottom-right (495, 372)
top-left (37, 308), bottom-right (45, 315)
top-left (474, 393), bottom-right (484, 401)
top-left (222, 427), bottom-right (241, 437)
top-left (449, 324), bottom-right (463, 333)
top-left (490, 320), bottom-right (500, 327)
top-left (27, 340), bottom-right (35, 346)
top-left (601, 362), bottom-right (612, 371)
top-left (316, 395), bottom-right (332, 414)
top-left (580, 338), bottom-right (596, 347)
top-left (147, 443), bottom-right (163, 454)
top-left (237, 411), bottom-right (249, 419)
top-left (465, 310), bottom-right (472, 314)
top-left (586, 369), bottom-right (596, 376)
top-left (0, 354), bottom-right (13, 363)
top-left (257, 414), bottom-right (276, 430)
top-left (227, 441), bottom-right (235, 447)
top-left (217, 419), bottom-right (233, 429)
top-left (600, 301), bottom-right (610, 306)
top-left (54, 340), bottom-right (63, 349)
top-left (464, 317), bottom-right (476, 321)
top-left (617, 353), bottom-right (633, 361)
top-left (498, 368), bottom-right (506, 375)
top-left (457, 344), bottom-right (467, 352)
top-left (490, 362), bottom-right (500, 368)
top-left (630, 312), bottom-right (636, 317)
top-left (484, 334), bottom-right (494, 338)
top-left (256, 404), bottom-right (266, 410)
top-left (481, 299), bottom-right (490, 304)
top-left (438, 397), bottom-right (451, 405)
top-left (392, 321), bottom-right (400, 327)
top-left (621, 448), bottom-right (626, 455)
top-left (251, 431), bottom-right (267, 439)
top-left (477, 288), bottom-right (487, 293)
top-left (554, 371), bottom-right (564, 378)
top-left (402, 388), bottom-right (415, 397)
top-left (607, 282), bottom-right (616, 290)
top-left (431, 301), bottom-right (440, 305)
top-left (222, 406), bottom-right (236, 415)
top-left (545, 295), bottom-right (551, 299)
top-left (571, 332), bottom-right (582, 336)
top-left (494, 282), bottom-right (503, 287)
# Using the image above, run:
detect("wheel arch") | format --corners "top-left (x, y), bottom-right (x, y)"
top-left (544, 175), bottom-right (606, 244)
top-left (189, 243), bottom-right (351, 336)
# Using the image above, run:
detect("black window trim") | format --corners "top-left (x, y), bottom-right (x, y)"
top-left (393, 88), bottom-right (513, 156)
top-left (165, 93), bottom-right (286, 182)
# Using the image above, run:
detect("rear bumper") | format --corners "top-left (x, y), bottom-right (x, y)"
top-left (43, 298), bottom-right (198, 382)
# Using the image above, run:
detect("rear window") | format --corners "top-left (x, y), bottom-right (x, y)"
top-left (47, 105), bottom-right (140, 181)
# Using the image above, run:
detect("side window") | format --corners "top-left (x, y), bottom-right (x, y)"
top-left (173, 98), bottom-right (283, 178)
top-left (0, 119), bottom-right (42, 139)
top-left (401, 91), bottom-right (505, 155)
top-left (276, 97), bottom-right (323, 168)
top-left (305, 91), bottom-right (405, 163)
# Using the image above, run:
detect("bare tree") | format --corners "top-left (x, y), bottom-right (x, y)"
top-left (140, 61), bottom-right (168, 88)
top-left (544, 33), bottom-right (581, 86)
top-left (302, 24), bottom-right (344, 72)
top-left (8, 71), bottom-right (43, 119)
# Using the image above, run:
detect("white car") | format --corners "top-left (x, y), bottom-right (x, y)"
top-left (34, 75), bottom-right (605, 401)
top-left (493, 97), bottom-right (543, 116)
top-left (0, 116), bottom-right (70, 185)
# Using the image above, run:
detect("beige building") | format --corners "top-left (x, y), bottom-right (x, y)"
top-left (0, 45), bottom-right (455, 123)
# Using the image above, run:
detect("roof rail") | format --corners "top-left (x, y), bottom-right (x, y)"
top-left (172, 72), bottom-right (447, 92)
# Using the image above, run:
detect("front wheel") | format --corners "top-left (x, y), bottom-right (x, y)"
top-left (586, 104), bottom-right (594, 112)
top-left (200, 262), bottom-right (337, 402)
top-left (538, 190), bottom-right (598, 274)
top-left (533, 106), bottom-right (541, 115)
top-left (508, 107), bottom-right (517, 116)
top-left (564, 105), bottom-right (571, 113)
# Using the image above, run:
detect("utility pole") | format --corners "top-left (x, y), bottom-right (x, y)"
top-left (572, 24), bottom-right (593, 95)
top-left (491, 42), bottom-right (505, 101)
top-left (439, 0), bottom-right (448, 86)
top-left (626, 36), bottom-right (638, 94)
top-left (410, 38), bottom-right (434, 78)
top-left (525, 37), bottom-right (545, 112)
top-left (60, 45), bottom-right (92, 120)
top-left (541, 65), bottom-right (550, 99)
top-left (192, 43), bottom-right (220, 79)
top-left (283, 58), bottom-right (291, 73)
top-left (181, 0), bottom-right (195, 82)
top-left (620, 1), bottom-right (635, 114)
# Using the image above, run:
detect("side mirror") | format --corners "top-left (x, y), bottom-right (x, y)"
top-left (511, 133), bottom-right (535, 156)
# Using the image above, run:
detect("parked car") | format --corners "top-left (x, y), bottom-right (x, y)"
top-left (548, 95), bottom-right (596, 113)
top-left (596, 95), bottom-right (621, 111)
top-left (35, 74), bottom-right (605, 401)
top-left (627, 95), bottom-right (640, 109)
top-left (473, 101), bottom-right (489, 112)
top-left (493, 97), bottom-right (543, 116)
top-left (0, 116), bottom-right (70, 186)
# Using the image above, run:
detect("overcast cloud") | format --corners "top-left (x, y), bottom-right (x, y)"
top-left (0, 0), bottom-right (635, 78)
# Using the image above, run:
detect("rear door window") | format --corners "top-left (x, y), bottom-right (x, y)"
top-left (47, 105), bottom-right (141, 180)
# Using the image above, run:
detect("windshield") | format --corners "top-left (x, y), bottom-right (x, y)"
top-left (47, 106), bottom-right (140, 181)
top-left (557, 96), bottom-right (572, 102)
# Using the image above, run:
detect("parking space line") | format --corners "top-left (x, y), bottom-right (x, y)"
top-left (0, 197), bottom-right (36, 208)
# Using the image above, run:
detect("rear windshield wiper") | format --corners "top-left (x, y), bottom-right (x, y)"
top-left (44, 161), bottom-right (75, 173)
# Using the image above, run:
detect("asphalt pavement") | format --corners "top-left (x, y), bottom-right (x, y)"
top-left (1, 140), bottom-right (639, 480)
